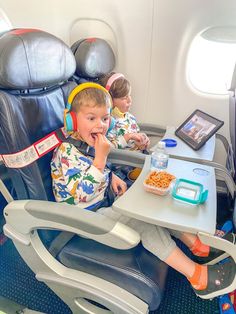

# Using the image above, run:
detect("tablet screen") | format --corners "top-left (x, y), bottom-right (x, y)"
top-left (175, 110), bottom-right (224, 150)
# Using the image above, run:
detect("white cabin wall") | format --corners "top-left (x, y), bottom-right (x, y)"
top-left (0, 0), bottom-right (153, 128)
top-left (147, 0), bottom-right (236, 162)
top-left (148, 0), bottom-right (236, 137)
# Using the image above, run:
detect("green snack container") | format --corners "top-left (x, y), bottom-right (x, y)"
top-left (171, 178), bottom-right (208, 205)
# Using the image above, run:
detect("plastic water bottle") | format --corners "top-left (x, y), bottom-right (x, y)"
top-left (151, 141), bottom-right (169, 171)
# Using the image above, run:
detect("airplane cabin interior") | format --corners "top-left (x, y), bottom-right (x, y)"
top-left (0, 1), bottom-right (236, 314)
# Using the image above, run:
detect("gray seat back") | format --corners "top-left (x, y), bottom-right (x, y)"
top-left (71, 37), bottom-right (115, 82)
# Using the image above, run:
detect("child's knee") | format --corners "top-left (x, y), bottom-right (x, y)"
top-left (141, 226), bottom-right (177, 261)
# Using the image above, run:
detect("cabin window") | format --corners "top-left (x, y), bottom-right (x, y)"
top-left (187, 27), bottom-right (236, 95)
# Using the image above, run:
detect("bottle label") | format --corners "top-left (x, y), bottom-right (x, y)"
top-left (151, 154), bottom-right (168, 170)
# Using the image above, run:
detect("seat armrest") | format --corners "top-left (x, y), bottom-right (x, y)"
top-left (139, 123), bottom-right (166, 136)
top-left (109, 148), bottom-right (145, 168)
top-left (216, 133), bottom-right (235, 177)
top-left (4, 200), bottom-right (140, 249)
top-left (216, 133), bottom-right (230, 152)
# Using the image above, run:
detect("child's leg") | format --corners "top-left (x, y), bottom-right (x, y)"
top-left (97, 207), bottom-right (236, 296)
top-left (165, 246), bottom-right (197, 277)
top-left (164, 246), bottom-right (207, 289)
top-left (136, 222), bottom-right (236, 296)
top-left (169, 230), bottom-right (210, 257)
top-left (170, 229), bottom-right (236, 263)
top-left (98, 207), bottom-right (208, 262)
top-left (181, 232), bottom-right (210, 256)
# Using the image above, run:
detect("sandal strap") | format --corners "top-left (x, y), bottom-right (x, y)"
top-left (188, 264), bottom-right (203, 286)
top-left (190, 238), bottom-right (209, 257)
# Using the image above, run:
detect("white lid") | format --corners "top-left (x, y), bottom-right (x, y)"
top-left (157, 141), bottom-right (166, 149)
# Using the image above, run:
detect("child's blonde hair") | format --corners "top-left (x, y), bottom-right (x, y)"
top-left (99, 72), bottom-right (131, 99)
top-left (71, 87), bottom-right (112, 113)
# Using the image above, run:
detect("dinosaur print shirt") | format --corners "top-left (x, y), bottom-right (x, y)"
top-left (107, 110), bottom-right (140, 150)
top-left (51, 142), bottom-right (110, 207)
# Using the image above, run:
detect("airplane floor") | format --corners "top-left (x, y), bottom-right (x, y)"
top-left (0, 296), bottom-right (45, 314)
top-left (0, 235), bottom-right (70, 314)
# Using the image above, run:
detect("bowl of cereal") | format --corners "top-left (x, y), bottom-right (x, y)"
top-left (143, 171), bottom-right (176, 196)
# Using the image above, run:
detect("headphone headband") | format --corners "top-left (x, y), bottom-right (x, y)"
top-left (67, 82), bottom-right (110, 106)
top-left (105, 73), bottom-right (124, 91)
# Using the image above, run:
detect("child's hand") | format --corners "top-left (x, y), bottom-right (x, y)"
top-left (139, 133), bottom-right (150, 149)
top-left (131, 133), bottom-right (150, 150)
top-left (125, 133), bottom-right (143, 143)
top-left (111, 173), bottom-right (127, 196)
top-left (94, 133), bottom-right (111, 156)
top-left (93, 133), bottom-right (111, 172)
top-left (124, 133), bottom-right (150, 150)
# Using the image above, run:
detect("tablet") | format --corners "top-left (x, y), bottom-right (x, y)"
top-left (175, 110), bottom-right (224, 150)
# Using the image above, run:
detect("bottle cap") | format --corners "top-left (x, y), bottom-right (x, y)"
top-left (157, 141), bottom-right (166, 149)
top-left (161, 138), bottom-right (177, 147)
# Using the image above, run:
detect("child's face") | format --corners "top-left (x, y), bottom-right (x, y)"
top-left (76, 103), bottom-right (110, 146)
top-left (113, 92), bottom-right (132, 113)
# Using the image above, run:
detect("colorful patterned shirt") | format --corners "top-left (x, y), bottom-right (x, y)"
top-left (107, 108), bottom-right (140, 150)
top-left (51, 142), bottom-right (110, 207)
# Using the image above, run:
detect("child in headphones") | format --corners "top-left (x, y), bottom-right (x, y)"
top-left (51, 82), bottom-right (236, 299)
top-left (99, 72), bottom-right (150, 152)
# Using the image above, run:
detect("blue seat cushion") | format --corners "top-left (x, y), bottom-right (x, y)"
top-left (57, 235), bottom-right (168, 311)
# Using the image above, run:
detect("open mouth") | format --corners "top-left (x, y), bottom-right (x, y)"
top-left (91, 133), bottom-right (97, 139)
top-left (91, 132), bottom-right (103, 139)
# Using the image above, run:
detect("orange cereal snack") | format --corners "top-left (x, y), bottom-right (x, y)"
top-left (144, 171), bottom-right (176, 189)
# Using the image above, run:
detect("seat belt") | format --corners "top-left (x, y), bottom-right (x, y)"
top-left (48, 231), bottom-right (75, 257)
top-left (0, 128), bottom-right (95, 168)
top-left (0, 128), bottom-right (65, 168)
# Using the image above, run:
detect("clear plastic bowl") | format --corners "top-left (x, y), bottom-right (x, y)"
top-left (143, 171), bottom-right (176, 196)
top-left (143, 181), bottom-right (171, 195)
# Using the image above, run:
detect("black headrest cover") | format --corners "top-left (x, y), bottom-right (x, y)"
top-left (0, 29), bottom-right (76, 89)
top-left (72, 38), bottom-right (115, 78)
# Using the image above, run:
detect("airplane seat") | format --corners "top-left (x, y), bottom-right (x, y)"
top-left (0, 29), bottom-right (168, 313)
top-left (71, 37), bottom-right (116, 83)
top-left (0, 30), bottom-right (76, 201)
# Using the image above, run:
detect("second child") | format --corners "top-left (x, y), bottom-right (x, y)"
top-left (100, 72), bottom-right (150, 152)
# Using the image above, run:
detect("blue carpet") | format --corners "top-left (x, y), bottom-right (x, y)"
top-left (0, 237), bottom-right (71, 314)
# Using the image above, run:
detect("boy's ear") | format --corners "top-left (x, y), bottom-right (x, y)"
top-left (107, 117), bottom-right (116, 134)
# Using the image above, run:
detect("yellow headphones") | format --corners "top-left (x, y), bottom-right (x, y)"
top-left (64, 82), bottom-right (112, 132)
